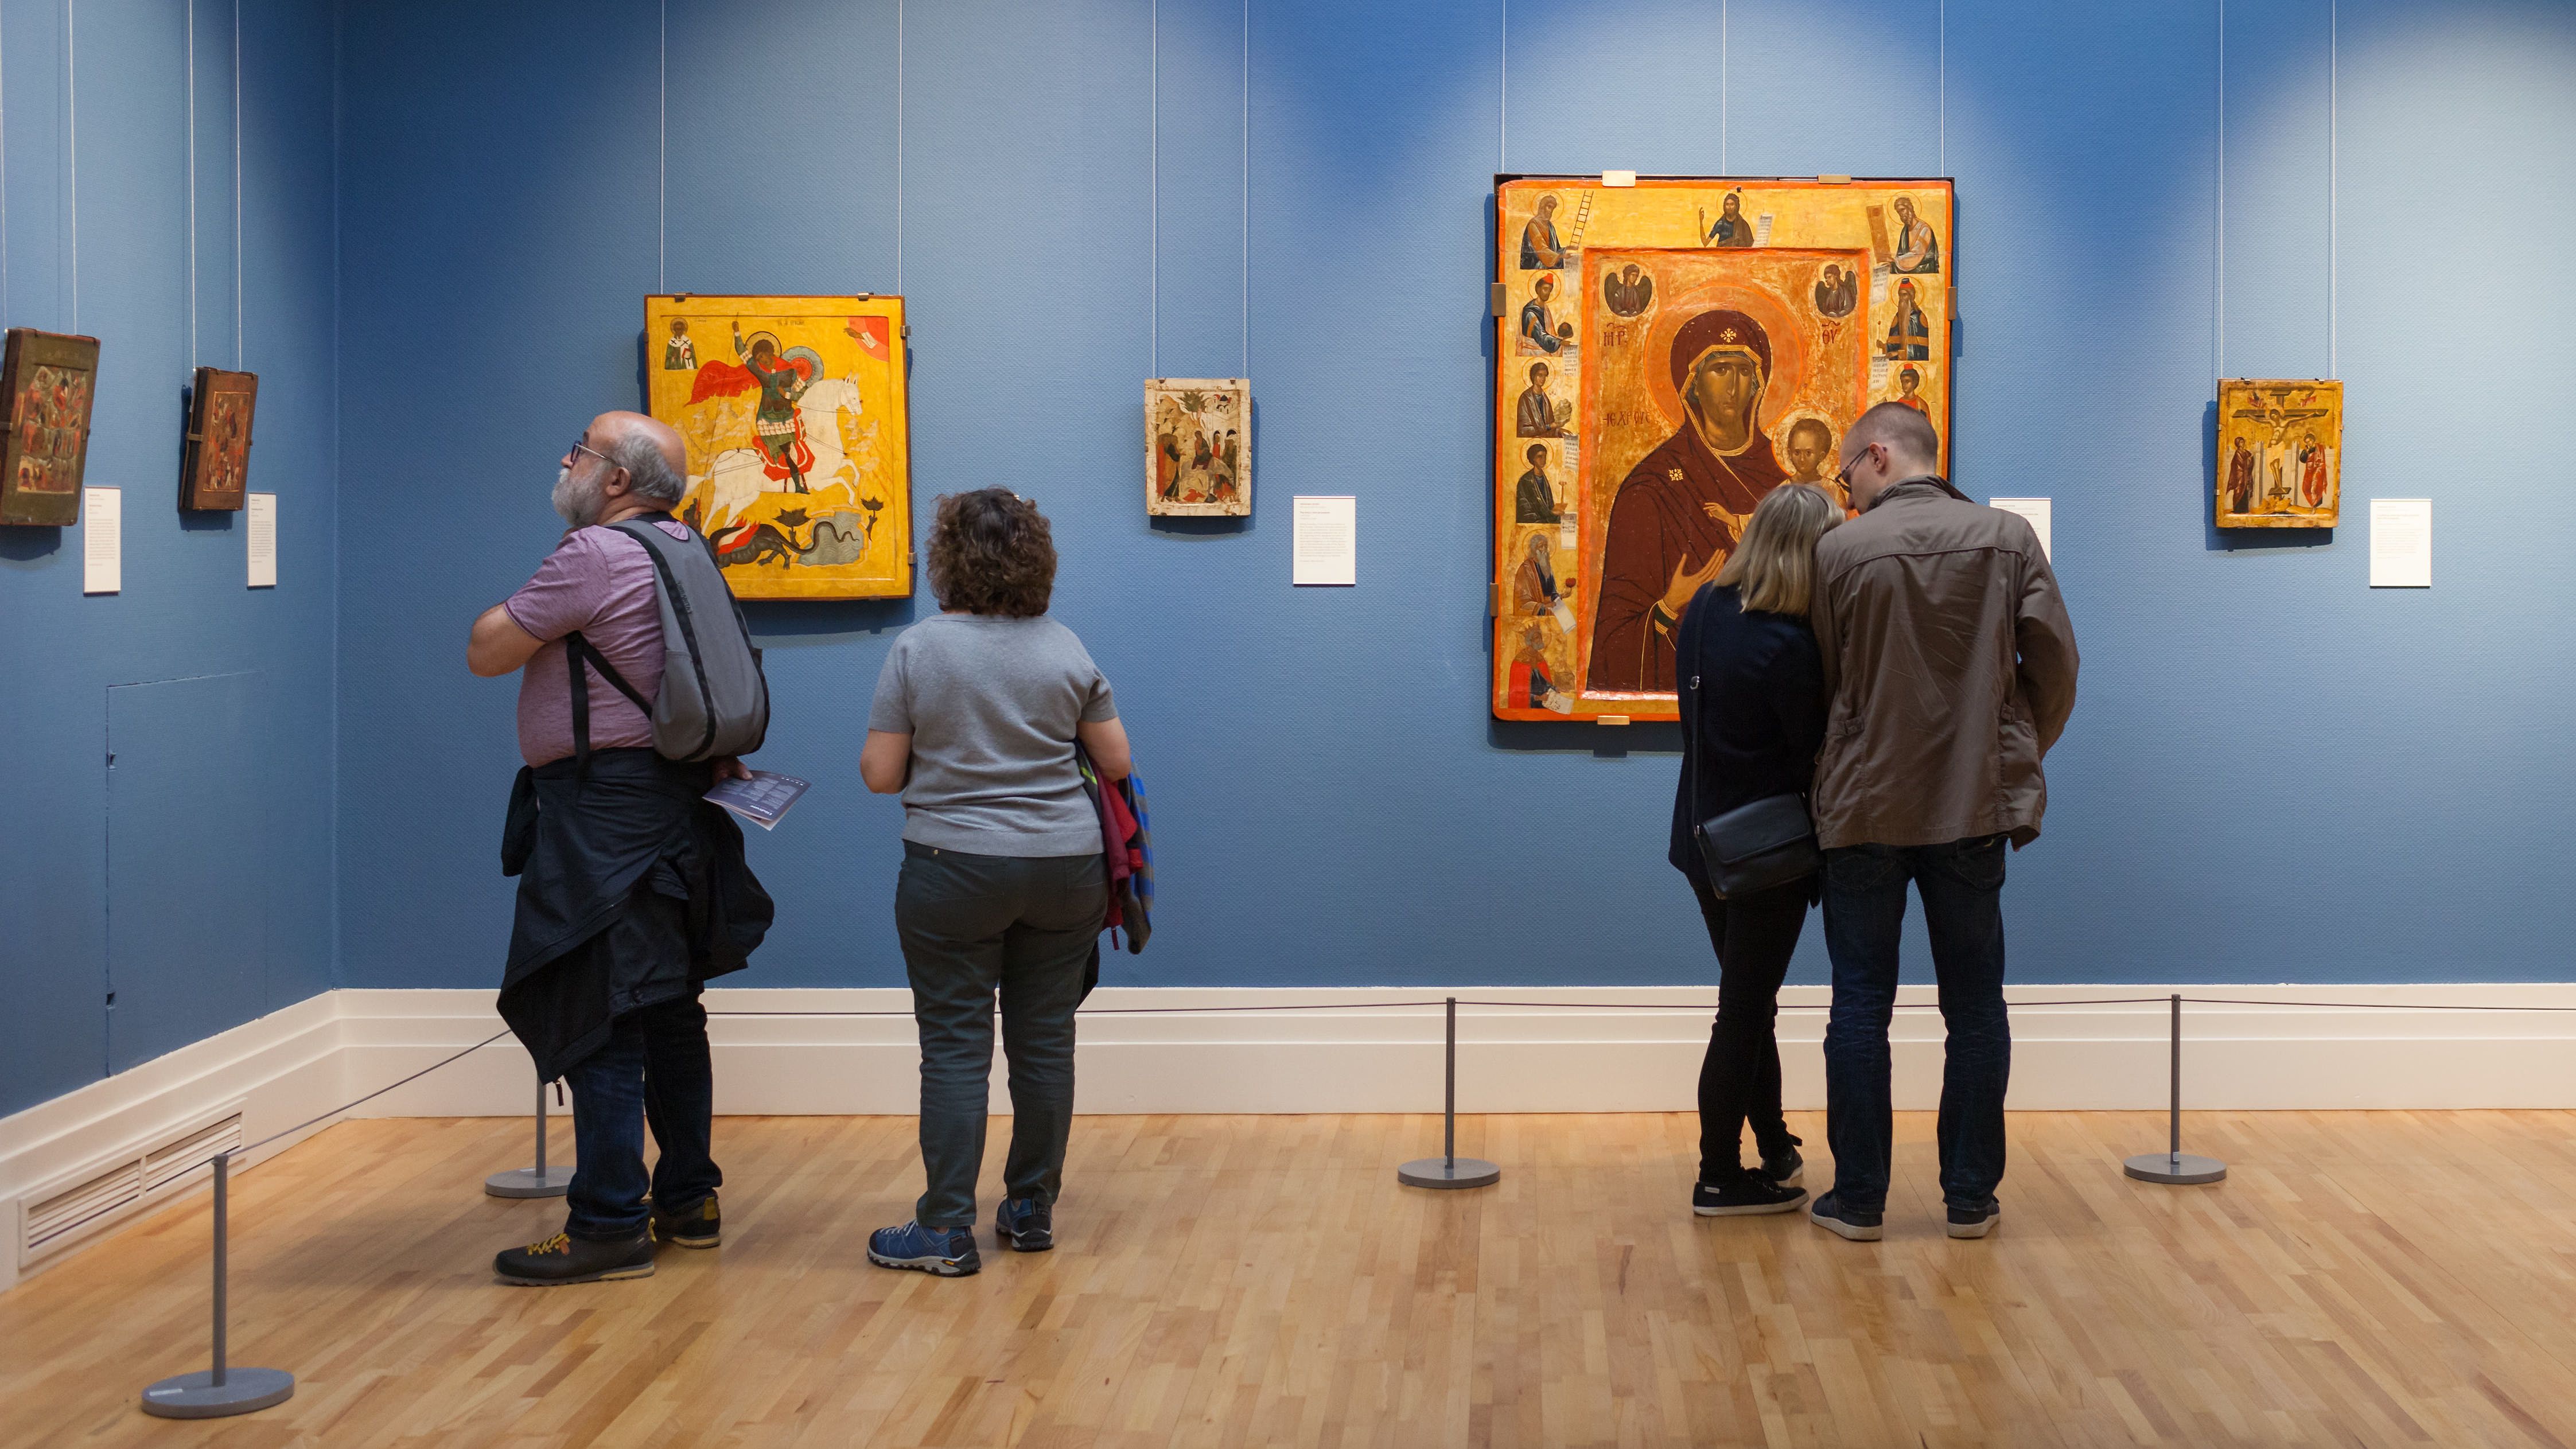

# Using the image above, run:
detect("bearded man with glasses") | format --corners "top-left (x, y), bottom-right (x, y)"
top-left (465, 411), bottom-right (772, 1286)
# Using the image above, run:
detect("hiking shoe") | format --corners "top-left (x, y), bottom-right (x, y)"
top-left (1692, 1173), bottom-right (1809, 1217)
top-left (995, 1195), bottom-right (1054, 1252)
top-left (495, 1230), bottom-right (656, 1286)
top-left (867, 1221), bottom-right (980, 1277)
top-left (1807, 1191), bottom-right (1885, 1242)
top-left (650, 1192), bottom-right (721, 1249)
top-left (1946, 1199), bottom-right (2001, 1240)
top-left (1759, 1142), bottom-right (1804, 1190)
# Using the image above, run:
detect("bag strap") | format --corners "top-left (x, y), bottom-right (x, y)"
top-left (1679, 586), bottom-right (1706, 824)
top-left (564, 630), bottom-right (651, 777)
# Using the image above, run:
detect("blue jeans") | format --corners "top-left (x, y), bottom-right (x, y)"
top-left (1819, 835), bottom-right (2011, 1214)
top-left (562, 992), bottom-right (720, 1241)
top-left (896, 843), bottom-right (1105, 1229)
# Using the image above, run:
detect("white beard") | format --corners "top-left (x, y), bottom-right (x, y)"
top-left (552, 465), bottom-right (605, 526)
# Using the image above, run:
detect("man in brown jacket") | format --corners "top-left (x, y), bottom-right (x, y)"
top-left (1803, 402), bottom-right (2079, 1244)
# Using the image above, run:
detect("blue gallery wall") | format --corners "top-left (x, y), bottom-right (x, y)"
top-left (0, 0), bottom-right (340, 1115)
top-left (329, 0), bottom-right (2576, 996)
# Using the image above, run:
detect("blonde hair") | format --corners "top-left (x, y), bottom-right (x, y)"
top-left (1714, 483), bottom-right (1842, 616)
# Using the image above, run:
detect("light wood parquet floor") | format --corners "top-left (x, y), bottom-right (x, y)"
top-left (5, 1109), bottom-right (2576, 1447)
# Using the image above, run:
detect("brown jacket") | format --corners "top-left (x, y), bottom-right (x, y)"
top-left (1811, 479), bottom-right (2079, 850)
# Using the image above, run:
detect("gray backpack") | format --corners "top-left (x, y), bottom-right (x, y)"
top-left (565, 517), bottom-right (769, 767)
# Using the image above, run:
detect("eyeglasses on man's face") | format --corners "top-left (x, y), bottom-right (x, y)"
top-left (1835, 443), bottom-right (1881, 490)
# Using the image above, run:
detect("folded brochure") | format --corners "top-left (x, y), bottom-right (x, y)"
top-left (704, 770), bottom-right (811, 830)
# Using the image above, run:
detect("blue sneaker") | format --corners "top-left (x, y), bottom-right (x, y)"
top-left (866, 1221), bottom-right (980, 1276)
top-left (995, 1195), bottom-right (1054, 1252)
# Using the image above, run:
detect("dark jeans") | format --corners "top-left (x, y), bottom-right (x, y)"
top-left (1686, 870), bottom-right (1809, 1183)
top-left (896, 842), bottom-right (1105, 1229)
top-left (1819, 834), bottom-right (2011, 1214)
top-left (562, 991), bottom-right (719, 1241)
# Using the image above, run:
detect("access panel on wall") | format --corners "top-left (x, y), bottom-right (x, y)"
top-left (647, 295), bottom-right (912, 599)
top-left (1491, 178), bottom-right (1954, 720)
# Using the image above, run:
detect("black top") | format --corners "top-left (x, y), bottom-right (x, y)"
top-left (1668, 583), bottom-right (1828, 878)
top-left (499, 748), bottom-right (774, 1078)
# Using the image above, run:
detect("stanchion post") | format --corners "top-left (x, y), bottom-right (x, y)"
top-left (1400, 996), bottom-right (1499, 1190)
top-left (140, 1153), bottom-right (295, 1417)
top-left (487, 1068), bottom-right (574, 1198)
top-left (2123, 993), bottom-right (2228, 1185)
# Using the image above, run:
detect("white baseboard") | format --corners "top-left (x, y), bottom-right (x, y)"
top-left (7, 983), bottom-right (2574, 1287)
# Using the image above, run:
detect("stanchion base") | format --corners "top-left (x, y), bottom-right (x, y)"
top-left (485, 1166), bottom-right (575, 1198)
top-left (1398, 1157), bottom-right (1501, 1190)
top-left (2123, 1152), bottom-right (2227, 1185)
top-left (141, 1367), bottom-right (294, 1419)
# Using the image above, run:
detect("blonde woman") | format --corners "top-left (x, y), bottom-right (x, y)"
top-left (1668, 482), bottom-right (1843, 1217)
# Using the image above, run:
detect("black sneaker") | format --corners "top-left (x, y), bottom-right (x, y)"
top-left (995, 1195), bottom-right (1054, 1252)
top-left (1692, 1173), bottom-right (1808, 1217)
top-left (1759, 1142), bottom-right (1804, 1190)
top-left (866, 1221), bottom-right (981, 1276)
top-left (651, 1191), bottom-right (721, 1249)
top-left (495, 1230), bottom-right (656, 1286)
top-left (1946, 1198), bottom-right (2001, 1240)
top-left (1807, 1191), bottom-right (1885, 1242)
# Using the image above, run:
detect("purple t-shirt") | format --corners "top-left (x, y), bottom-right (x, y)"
top-left (503, 523), bottom-right (687, 767)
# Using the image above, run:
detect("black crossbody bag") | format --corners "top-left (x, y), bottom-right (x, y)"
top-left (1681, 591), bottom-right (1823, 898)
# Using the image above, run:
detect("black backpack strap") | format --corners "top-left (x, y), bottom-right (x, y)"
top-left (564, 630), bottom-right (651, 776)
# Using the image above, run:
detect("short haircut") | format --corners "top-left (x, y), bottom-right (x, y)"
top-left (605, 427), bottom-right (686, 505)
top-left (927, 488), bottom-right (1057, 617)
top-left (1714, 484), bottom-right (1842, 616)
top-left (1526, 443), bottom-right (1548, 463)
top-left (1846, 400), bottom-right (1939, 471)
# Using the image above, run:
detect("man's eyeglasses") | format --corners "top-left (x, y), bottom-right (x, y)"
top-left (569, 438), bottom-right (613, 468)
top-left (1835, 443), bottom-right (1880, 491)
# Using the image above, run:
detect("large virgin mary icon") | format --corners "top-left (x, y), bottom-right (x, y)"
top-left (1589, 309), bottom-right (1789, 692)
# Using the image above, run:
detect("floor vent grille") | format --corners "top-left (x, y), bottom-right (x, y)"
top-left (21, 1108), bottom-right (244, 1264)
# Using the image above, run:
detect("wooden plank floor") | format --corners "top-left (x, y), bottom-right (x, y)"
top-left (5, 1109), bottom-right (2576, 1447)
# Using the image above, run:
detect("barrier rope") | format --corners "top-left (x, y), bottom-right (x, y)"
top-left (235, 1028), bottom-right (513, 1158)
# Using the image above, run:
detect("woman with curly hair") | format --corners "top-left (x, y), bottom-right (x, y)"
top-left (859, 489), bottom-right (1130, 1277)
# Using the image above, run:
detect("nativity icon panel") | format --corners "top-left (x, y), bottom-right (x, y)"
top-left (1145, 378), bottom-right (1250, 516)
top-left (181, 367), bottom-right (259, 512)
top-left (645, 294), bottom-right (913, 600)
top-left (1492, 177), bottom-right (1955, 721)
top-left (2216, 379), bottom-right (2340, 529)
top-left (0, 328), bottom-right (103, 528)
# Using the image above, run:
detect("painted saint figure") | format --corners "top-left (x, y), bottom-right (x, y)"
top-left (1705, 191), bottom-right (1754, 248)
top-left (1520, 194), bottom-right (1567, 269)
top-left (2298, 433), bottom-right (2329, 507)
top-left (2225, 435), bottom-right (2256, 515)
top-left (1890, 194), bottom-right (1941, 274)
top-left (1893, 366), bottom-right (1929, 415)
top-left (1515, 361), bottom-right (1567, 438)
top-left (1513, 531), bottom-right (1562, 618)
top-left (1515, 443), bottom-right (1559, 524)
top-left (1812, 264), bottom-right (1858, 318)
top-left (1212, 430), bottom-right (1243, 504)
top-left (726, 325), bottom-right (814, 491)
top-left (1883, 280), bottom-right (1931, 361)
top-left (1519, 274), bottom-right (1573, 355)
top-left (1590, 309), bottom-right (1789, 692)
top-left (1783, 417), bottom-right (1836, 485)
top-left (1603, 263), bottom-right (1655, 317)
top-left (663, 318), bottom-right (698, 370)
top-left (1156, 427), bottom-right (1184, 502)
